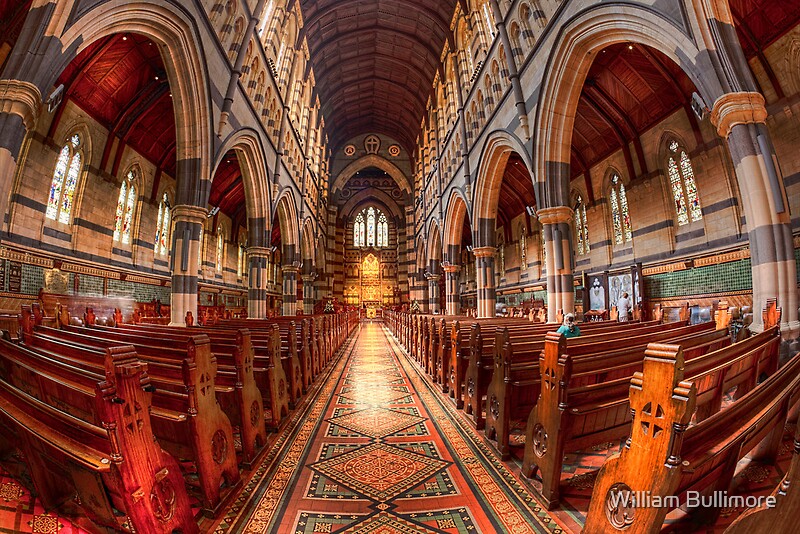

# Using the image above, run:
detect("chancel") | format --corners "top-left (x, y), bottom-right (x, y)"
top-left (0, 0), bottom-right (799, 532)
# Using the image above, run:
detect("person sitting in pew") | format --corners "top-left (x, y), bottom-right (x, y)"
top-left (556, 313), bottom-right (581, 338)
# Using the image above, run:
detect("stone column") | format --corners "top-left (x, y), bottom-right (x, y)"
top-left (0, 80), bottom-right (41, 232)
top-left (302, 273), bottom-right (316, 315)
top-left (170, 205), bottom-right (207, 326)
top-left (281, 265), bottom-right (299, 317)
top-left (538, 206), bottom-right (575, 323)
top-left (711, 92), bottom-right (799, 340)
top-left (247, 246), bottom-right (271, 319)
top-left (473, 246), bottom-right (496, 318)
top-left (443, 265), bottom-right (461, 315)
top-left (427, 274), bottom-right (441, 314)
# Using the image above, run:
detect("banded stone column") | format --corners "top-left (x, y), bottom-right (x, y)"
top-left (170, 205), bottom-right (207, 325)
top-left (473, 246), bottom-right (496, 318)
top-left (443, 265), bottom-right (461, 316)
top-left (281, 265), bottom-right (299, 317)
top-left (427, 274), bottom-right (441, 314)
top-left (538, 206), bottom-right (575, 323)
top-left (0, 80), bottom-right (41, 232)
top-left (711, 92), bottom-right (799, 339)
top-left (302, 274), bottom-right (316, 315)
top-left (247, 246), bottom-right (271, 319)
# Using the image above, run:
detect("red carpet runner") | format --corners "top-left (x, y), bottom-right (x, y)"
top-left (221, 321), bottom-right (562, 533)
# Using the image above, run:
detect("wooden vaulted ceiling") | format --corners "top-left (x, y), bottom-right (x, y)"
top-left (497, 153), bottom-right (536, 234)
top-left (55, 34), bottom-right (176, 177)
top-left (299, 0), bottom-right (458, 154)
top-left (0, 0), bottom-right (31, 55)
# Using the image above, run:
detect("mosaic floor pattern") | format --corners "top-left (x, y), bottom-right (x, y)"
top-left (223, 321), bottom-right (556, 533)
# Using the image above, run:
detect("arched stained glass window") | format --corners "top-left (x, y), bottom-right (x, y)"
top-left (154, 193), bottom-right (171, 256)
top-left (113, 169), bottom-right (137, 245)
top-left (519, 224), bottom-right (528, 270)
top-left (482, 2), bottom-right (496, 39)
top-left (216, 226), bottom-right (225, 272)
top-left (354, 213), bottom-right (365, 247)
top-left (353, 207), bottom-right (389, 248)
top-left (47, 133), bottom-right (83, 224)
top-left (198, 226), bottom-right (204, 270)
top-left (377, 213), bottom-right (388, 247)
top-left (610, 174), bottom-right (632, 244)
top-left (366, 207), bottom-right (376, 246)
top-left (667, 140), bottom-right (702, 226)
top-left (540, 225), bottom-right (547, 273)
top-left (575, 195), bottom-right (589, 255)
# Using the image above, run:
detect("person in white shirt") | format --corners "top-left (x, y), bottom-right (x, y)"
top-left (617, 292), bottom-right (632, 322)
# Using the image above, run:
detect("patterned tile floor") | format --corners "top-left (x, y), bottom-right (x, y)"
top-left (0, 321), bottom-right (793, 533)
top-left (221, 321), bottom-right (559, 533)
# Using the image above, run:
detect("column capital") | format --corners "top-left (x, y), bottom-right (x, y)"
top-left (443, 264), bottom-right (461, 274)
top-left (710, 91), bottom-right (767, 139)
top-left (426, 274), bottom-right (441, 282)
top-left (537, 206), bottom-right (573, 225)
top-left (246, 246), bottom-right (272, 258)
top-left (472, 246), bottom-right (495, 258)
top-left (0, 80), bottom-right (41, 130)
top-left (171, 204), bottom-right (208, 225)
top-left (301, 273), bottom-right (316, 283)
top-left (281, 265), bottom-right (300, 275)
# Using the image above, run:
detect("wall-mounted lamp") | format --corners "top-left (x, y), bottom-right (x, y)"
top-left (525, 206), bottom-right (537, 217)
top-left (207, 206), bottom-right (220, 218)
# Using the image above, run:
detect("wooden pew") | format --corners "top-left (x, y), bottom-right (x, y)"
top-left (520, 326), bottom-right (778, 508)
top-left (485, 322), bottom-right (723, 461)
top-left (26, 316), bottom-right (268, 466)
top-left (90, 320), bottom-right (290, 431)
top-left (0, 344), bottom-right (199, 533)
top-left (583, 342), bottom-right (800, 533)
top-left (10, 323), bottom-right (241, 515)
top-left (723, 423), bottom-right (800, 533)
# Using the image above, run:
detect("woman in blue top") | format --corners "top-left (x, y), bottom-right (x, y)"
top-left (556, 313), bottom-right (581, 338)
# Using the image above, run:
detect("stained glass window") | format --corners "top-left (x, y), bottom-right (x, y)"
top-left (154, 193), bottom-right (171, 256)
top-left (198, 226), bottom-right (204, 269)
top-left (367, 207), bottom-right (376, 246)
top-left (238, 242), bottom-right (246, 278)
top-left (668, 140), bottom-right (702, 226)
top-left (540, 226), bottom-right (547, 273)
top-left (575, 195), bottom-right (589, 254)
top-left (520, 224), bottom-right (528, 270)
top-left (482, 2), bottom-right (496, 39)
top-left (354, 207), bottom-right (388, 248)
top-left (354, 214), bottom-right (365, 247)
top-left (47, 134), bottom-right (82, 223)
top-left (113, 170), bottom-right (137, 244)
top-left (216, 226), bottom-right (225, 272)
top-left (377, 213), bottom-right (388, 247)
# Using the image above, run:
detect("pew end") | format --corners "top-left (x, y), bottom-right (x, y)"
top-left (583, 343), bottom-right (696, 533)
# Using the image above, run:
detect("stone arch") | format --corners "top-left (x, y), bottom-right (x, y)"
top-left (533, 5), bottom-right (719, 211)
top-left (331, 154), bottom-right (412, 195)
top-left (56, 1), bottom-right (213, 209)
top-left (273, 189), bottom-right (300, 264)
top-left (340, 189), bottom-right (404, 223)
top-left (472, 130), bottom-right (534, 247)
top-left (301, 217), bottom-right (315, 266)
top-left (427, 220), bottom-right (443, 272)
top-left (443, 190), bottom-right (470, 262)
top-left (213, 129), bottom-right (272, 246)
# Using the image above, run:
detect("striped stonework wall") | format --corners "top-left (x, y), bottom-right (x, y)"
top-left (302, 274), bottom-right (315, 315)
top-left (247, 247), bottom-right (270, 318)
top-left (281, 265), bottom-right (298, 316)
top-left (711, 92), bottom-right (799, 338)
top-left (473, 246), bottom-right (496, 318)
top-left (444, 265), bottom-right (461, 315)
top-left (169, 204), bottom-right (206, 325)
top-left (538, 206), bottom-right (574, 323)
top-left (427, 274), bottom-right (441, 314)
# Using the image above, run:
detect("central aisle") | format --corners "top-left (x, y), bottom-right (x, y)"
top-left (224, 321), bottom-right (560, 533)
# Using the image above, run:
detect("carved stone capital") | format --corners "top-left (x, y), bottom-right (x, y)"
top-left (171, 204), bottom-right (208, 225)
top-left (710, 91), bottom-right (767, 138)
top-left (537, 206), bottom-right (573, 225)
top-left (426, 274), bottom-right (441, 282)
top-left (301, 274), bottom-right (316, 283)
top-left (443, 264), bottom-right (461, 274)
top-left (0, 80), bottom-right (42, 130)
top-left (281, 265), bottom-right (300, 275)
top-left (246, 246), bottom-right (272, 258)
top-left (472, 246), bottom-right (496, 258)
